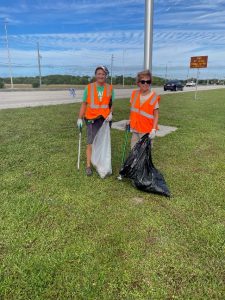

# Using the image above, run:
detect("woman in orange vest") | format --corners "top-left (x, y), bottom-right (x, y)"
top-left (129, 69), bottom-right (160, 148)
top-left (77, 66), bottom-right (114, 176)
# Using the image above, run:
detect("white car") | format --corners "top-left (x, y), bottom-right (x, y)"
top-left (186, 81), bottom-right (196, 87)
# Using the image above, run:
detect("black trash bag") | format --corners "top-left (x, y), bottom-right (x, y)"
top-left (119, 133), bottom-right (170, 197)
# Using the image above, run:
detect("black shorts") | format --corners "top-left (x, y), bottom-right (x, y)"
top-left (85, 117), bottom-right (105, 144)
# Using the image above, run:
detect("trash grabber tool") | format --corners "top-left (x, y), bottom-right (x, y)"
top-left (77, 126), bottom-right (82, 170)
top-left (117, 124), bottom-right (130, 180)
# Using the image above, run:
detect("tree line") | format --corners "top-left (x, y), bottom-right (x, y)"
top-left (1, 75), bottom-right (221, 89)
top-left (0, 74), bottom-right (165, 88)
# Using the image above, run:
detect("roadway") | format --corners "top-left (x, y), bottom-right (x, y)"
top-left (0, 85), bottom-right (224, 110)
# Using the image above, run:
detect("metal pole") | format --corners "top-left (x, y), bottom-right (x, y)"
top-left (165, 64), bottom-right (168, 81)
top-left (4, 20), bottom-right (13, 89)
top-left (186, 67), bottom-right (190, 81)
top-left (122, 49), bottom-right (125, 87)
top-left (194, 68), bottom-right (199, 100)
top-left (110, 54), bottom-right (114, 85)
top-left (77, 128), bottom-right (82, 170)
top-left (144, 0), bottom-right (154, 72)
top-left (37, 42), bottom-right (42, 87)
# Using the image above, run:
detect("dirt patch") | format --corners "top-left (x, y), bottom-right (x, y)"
top-left (131, 197), bottom-right (145, 205)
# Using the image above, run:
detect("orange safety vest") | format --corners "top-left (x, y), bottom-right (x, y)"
top-left (85, 83), bottom-right (112, 120)
top-left (130, 90), bottom-right (160, 133)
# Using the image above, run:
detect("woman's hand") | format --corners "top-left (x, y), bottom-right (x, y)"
top-left (148, 129), bottom-right (156, 139)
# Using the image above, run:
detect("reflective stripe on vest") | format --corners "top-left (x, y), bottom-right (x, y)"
top-left (89, 83), bottom-right (110, 109)
top-left (139, 110), bottom-right (154, 119)
top-left (130, 107), bottom-right (139, 113)
top-left (130, 90), bottom-right (155, 119)
top-left (150, 94), bottom-right (157, 105)
top-left (130, 107), bottom-right (154, 119)
top-left (132, 90), bottom-right (139, 106)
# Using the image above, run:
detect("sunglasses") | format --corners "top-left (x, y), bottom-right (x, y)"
top-left (139, 80), bottom-right (151, 85)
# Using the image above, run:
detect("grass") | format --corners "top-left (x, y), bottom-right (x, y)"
top-left (0, 89), bottom-right (225, 299)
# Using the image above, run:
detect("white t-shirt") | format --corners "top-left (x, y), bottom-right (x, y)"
top-left (140, 93), bottom-right (159, 109)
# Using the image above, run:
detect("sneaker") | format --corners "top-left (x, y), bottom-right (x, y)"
top-left (86, 167), bottom-right (93, 176)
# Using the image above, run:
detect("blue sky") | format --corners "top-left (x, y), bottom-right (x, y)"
top-left (0, 0), bottom-right (225, 79)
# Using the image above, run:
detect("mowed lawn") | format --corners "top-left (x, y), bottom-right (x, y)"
top-left (0, 89), bottom-right (224, 299)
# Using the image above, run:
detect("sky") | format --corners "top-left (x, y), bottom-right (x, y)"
top-left (0, 0), bottom-right (225, 79)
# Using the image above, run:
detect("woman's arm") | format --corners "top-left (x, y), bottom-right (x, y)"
top-left (152, 108), bottom-right (159, 129)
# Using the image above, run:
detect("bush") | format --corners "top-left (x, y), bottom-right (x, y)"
top-left (32, 81), bottom-right (40, 88)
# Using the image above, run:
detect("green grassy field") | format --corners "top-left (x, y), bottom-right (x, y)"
top-left (0, 89), bottom-right (225, 299)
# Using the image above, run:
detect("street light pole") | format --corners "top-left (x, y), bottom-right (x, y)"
top-left (122, 49), bottom-right (125, 87)
top-left (4, 20), bottom-right (13, 88)
top-left (37, 42), bottom-right (42, 87)
top-left (144, 0), bottom-right (154, 72)
top-left (186, 67), bottom-right (190, 81)
top-left (110, 54), bottom-right (114, 85)
top-left (165, 64), bottom-right (168, 81)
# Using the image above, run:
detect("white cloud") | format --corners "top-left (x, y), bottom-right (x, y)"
top-left (1, 0), bottom-right (225, 78)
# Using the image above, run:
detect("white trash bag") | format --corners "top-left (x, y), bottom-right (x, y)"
top-left (91, 121), bottom-right (112, 178)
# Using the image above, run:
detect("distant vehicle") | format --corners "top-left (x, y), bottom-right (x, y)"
top-left (216, 80), bottom-right (224, 85)
top-left (186, 81), bottom-right (196, 87)
top-left (164, 80), bottom-right (184, 91)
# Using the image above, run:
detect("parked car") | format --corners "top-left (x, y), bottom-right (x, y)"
top-left (186, 81), bottom-right (196, 87)
top-left (164, 80), bottom-right (184, 91)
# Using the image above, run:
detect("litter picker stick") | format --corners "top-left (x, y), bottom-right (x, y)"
top-left (117, 124), bottom-right (130, 180)
top-left (77, 126), bottom-right (82, 170)
top-left (121, 124), bottom-right (130, 165)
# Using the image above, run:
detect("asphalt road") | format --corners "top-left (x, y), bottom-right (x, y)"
top-left (0, 85), bottom-right (224, 110)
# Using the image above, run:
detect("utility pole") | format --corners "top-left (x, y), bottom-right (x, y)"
top-left (4, 19), bottom-right (13, 88)
top-left (110, 54), bottom-right (114, 85)
top-left (165, 61), bottom-right (172, 81)
top-left (144, 0), bottom-right (154, 72)
top-left (186, 67), bottom-right (190, 82)
top-left (37, 42), bottom-right (42, 87)
top-left (122, 49), bottom-right (125, 87)
top-left (165, 64), bottom-right (168, 81)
